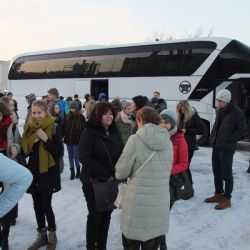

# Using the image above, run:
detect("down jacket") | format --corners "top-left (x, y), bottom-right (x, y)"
top-left (210, 101), bottom-right (247, 150)
top-left (115, 123), bottom-right (173, 241)
top-left (0, 153), bottom-right (32, 218)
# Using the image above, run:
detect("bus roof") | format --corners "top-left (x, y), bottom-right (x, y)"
top-left (12, 37), bottom-right (233, 61)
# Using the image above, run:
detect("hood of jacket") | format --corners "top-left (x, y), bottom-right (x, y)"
top-left (136, 123), bottom-right (170, 151)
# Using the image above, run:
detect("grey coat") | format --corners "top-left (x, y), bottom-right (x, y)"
top-left (115, 123), bottom-right (173, 241)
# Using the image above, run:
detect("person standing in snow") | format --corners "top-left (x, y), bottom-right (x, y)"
top-left (115, 107), bottom-right (172, 250)
top-left (151, 91), bottom-right (167, 113)
top-left (22, 100), bottom-right (63, 250)
top-left (47, 88), bottom-right (69, 120)
top-left (79, 102), bottom-right (123, 250)
top-left (115, 101), bottom-right (133, 144)
top-left (0, 154), bottom-right (32, 250)
top-left (205, 89), bottom-right (246, 210)
top-left (63, 101), bottom-right (85, 180)
top-left (159, 109), bottom-right (189, 250)
top-left (176, 100), bottom-right (203, 184)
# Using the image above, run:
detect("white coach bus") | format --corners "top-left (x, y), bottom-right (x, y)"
top-left (8, 37), bottom-right (250, 144)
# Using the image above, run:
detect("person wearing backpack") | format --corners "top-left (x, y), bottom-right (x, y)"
top-left (22, 100), bottom-right (63, 250)
top-left (47, 88), bottom-right (69, 120)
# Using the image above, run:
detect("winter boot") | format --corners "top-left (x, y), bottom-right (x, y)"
top-left (70, 168), bottom-right (75, 180)
top-left (27, 228), bottom-right (48, 250)
top-left (76, 167), bottom-right (80, 178)
top-left (215, 197), bottom-right (231, 210)
top-left (159, 235), bottom-right (168, 250)
top-left (204, 193), bottom-right (224, 203)
top-left (46, 230), bottom-right (57, 250)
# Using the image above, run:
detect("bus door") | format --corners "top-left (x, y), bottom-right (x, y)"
top-left (91, 79), bottom-right (109, 101)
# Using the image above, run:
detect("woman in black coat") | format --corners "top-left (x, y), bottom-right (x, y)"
top-left (79, 102), bottom-right (123, 250)
top-left (22, 100), bottom-right (63, 250)
top-left (177, 100), bottom-right (203, 183)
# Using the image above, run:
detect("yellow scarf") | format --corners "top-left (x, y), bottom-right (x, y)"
top-left (22, 115), bottom-right (55, 173)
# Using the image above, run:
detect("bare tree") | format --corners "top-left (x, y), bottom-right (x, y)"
top-left (146, 26), bottom-right (215, 42)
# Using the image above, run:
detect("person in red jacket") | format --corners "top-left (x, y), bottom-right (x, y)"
top-left (159, 109), bottom-right (189, 250)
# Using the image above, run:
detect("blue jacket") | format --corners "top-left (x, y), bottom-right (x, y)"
top-left (0, 153), bottom-right (33, 218)
top-left (55, 99), bottom-right (69, 120)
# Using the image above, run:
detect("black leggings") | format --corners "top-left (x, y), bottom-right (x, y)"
top-left (31, 192), bottom-right (56, 230)
top-left (122, 235), bottom-right (161, 250)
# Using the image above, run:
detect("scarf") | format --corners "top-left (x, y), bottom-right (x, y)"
top-left (169, 126), bottom-right (178, 136)
top-left (22, 115), bottom-right (55, 173)
top-left (0, 116), bottom-right (12, 151)
top-left (120, 111), bottom-right (132, 124)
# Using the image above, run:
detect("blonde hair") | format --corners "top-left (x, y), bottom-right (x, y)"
top-left (85, 99), bottom-right (96, 119)
top-left (176, 100), bottom-right (195, 127)
top-left (32, 100), bottom-right (49, 113)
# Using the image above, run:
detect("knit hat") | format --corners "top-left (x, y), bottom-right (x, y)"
top-left (122, 101), bottom-right (131, 110)
top-left (216, 89), bottom-right (231, 103)
top-left (69, 101), bottom-right (79, 111)
top-left (132, 95), bottom-right (147, 110)
top-left (98, 92), bottom-right (107, 100)
top-left (160, 109), bottom-right (177, 129)
top-left (25, 93), bottom-right (36, 104)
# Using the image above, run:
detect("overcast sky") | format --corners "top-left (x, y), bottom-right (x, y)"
top-left (1, 0), bottom-right (250, 60)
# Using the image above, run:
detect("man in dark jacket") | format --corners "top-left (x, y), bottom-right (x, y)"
top-left (151, 91), bottom-right (167, 113)
top-left (205, 89), bottom-right (247, 210)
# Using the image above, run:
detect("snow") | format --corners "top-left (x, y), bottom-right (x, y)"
top-left (8, 122), bottom-right (250, 249)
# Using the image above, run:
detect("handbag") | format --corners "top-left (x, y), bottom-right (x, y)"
top-left (170, 171), bottom-right (194, 200)
top-left (92, 178), bottom-right (118, 212)
top-left (92, 138), bottom-right (118, 212)
top-left (114, 151), bottom-right (156, 209)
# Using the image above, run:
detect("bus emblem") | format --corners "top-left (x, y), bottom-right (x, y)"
top-left (179, 81), bottom-right (191, 94)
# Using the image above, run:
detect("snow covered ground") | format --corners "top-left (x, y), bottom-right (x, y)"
top-left (9, 124), bottom-right (250, 249)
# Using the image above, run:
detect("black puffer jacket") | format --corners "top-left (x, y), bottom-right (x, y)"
top-left (63, 112), bottom-right (86, 145)
top-left (79, 122), bottom-right (124, 183)
top-left (180, 112), bottom-right (203, 150)
top-left (210, 101), bottom-right (247, 150)
top-left (26, 124), bottom-right (63, 194)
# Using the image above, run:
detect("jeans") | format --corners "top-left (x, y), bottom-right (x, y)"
top-left (31, 192), bottom-right (56, 230)
top-left (212, 149), bottom-right (235, 198)
top-left (66, 144), bottom-right (80, 169)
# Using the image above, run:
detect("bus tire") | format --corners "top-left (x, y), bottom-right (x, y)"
top-left (196, 120), bottom-right (210, 146)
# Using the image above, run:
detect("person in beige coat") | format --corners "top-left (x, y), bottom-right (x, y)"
top-left (115, 106), bottom-right (173, 250)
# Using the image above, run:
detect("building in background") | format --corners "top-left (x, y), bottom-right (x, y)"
top-left (0, 60), bottom-right (10, 92)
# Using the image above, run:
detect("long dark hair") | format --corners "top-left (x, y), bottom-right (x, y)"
top-left (88, 102), bottom-right (116, 128)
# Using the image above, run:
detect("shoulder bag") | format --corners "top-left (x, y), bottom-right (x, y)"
top-left (170, 170), bottom-right (194, 200)
top-left (92, 138), bottom-right (118, 212)
top-left (114, 151), bottom-right (156, 209)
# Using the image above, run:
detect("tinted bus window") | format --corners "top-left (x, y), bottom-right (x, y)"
top-left (8, 41), bottom-right (216, 79)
